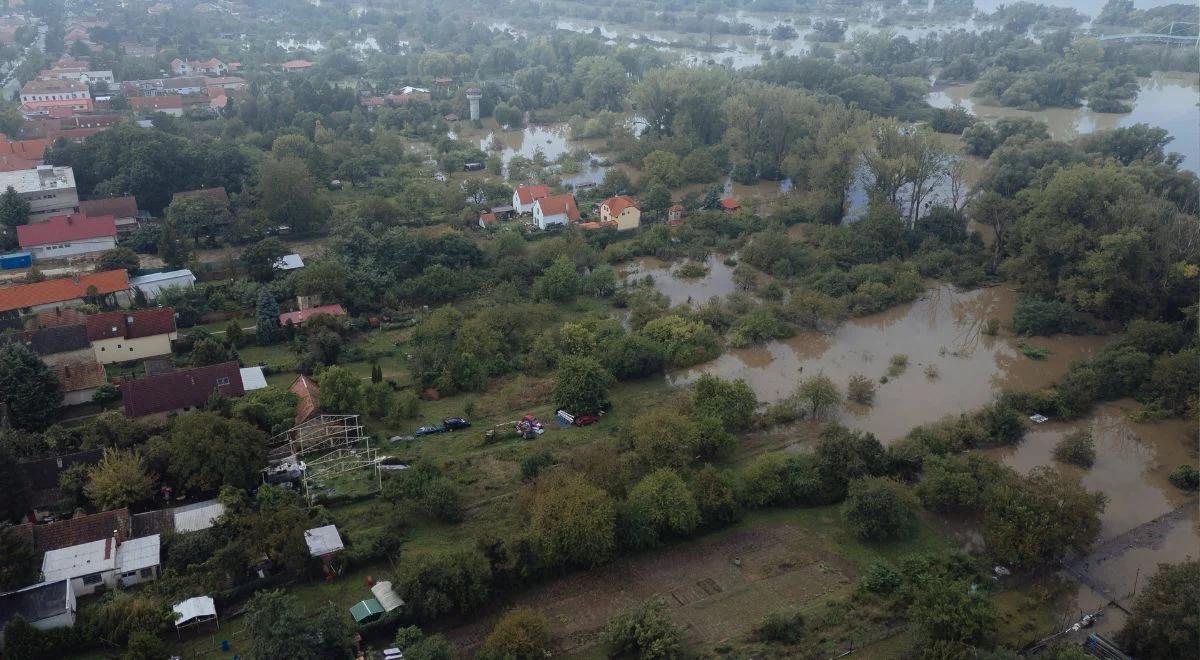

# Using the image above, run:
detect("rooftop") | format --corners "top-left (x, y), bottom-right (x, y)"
top-left (121, 361), bottom-right (244, 417)
top-left (51, 357), bottom-right (107, 393)
top-left (536, 194), bottom-right (581, 221)
top-left (78, 196), bottom-right (138, 219)
top-left (21, 79), bottom-right (88, 95)
top-left (279, 304), bottom-right (346, 325)
top-left (30, 324), bottom-right (90, 355)
top-left (239, 366), bottom-right (267, 391)
top-left (514, 184), bottom-right (550, 205)
top-left (0, 580), bottom-right (72, 626)
top-left (85, 308), bottom-right (176, 341)
top-left (0, 166), bottom-right (76, 194)
top-left (41, 537), bottom-right (117, 582)
top-left (17, 212), bottom-right (116, 248)
top-left (115, 534), bottom-right (160, 573)
top-left (304, 525), bottom-right (344, 557)
top-left (129, 269), bottom-right (195, 286)
top-left (602, 195), bottom-right (638, 216)
top-left (0, 270), bottom-right (129, 313)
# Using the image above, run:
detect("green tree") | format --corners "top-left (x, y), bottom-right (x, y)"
top-left (156, 220), bottom-right (191, 269)
top-left (0, 185), bottom-right (30, 250)
top-left (97, 247), bottom-right (140, 275)
top-left (165, 195), bottom-right (229, 245)
top-left (620, 468), bottom-right (700, 549)
top-left (553, 356), bottom-right (613, 415)
top-left (257, 157), bottom-right (328, 235)
top-left (983, 466), bottom-right (1106, 567)
top-left (152, 412), bottom-right (267, 492)
top-left (602, 597), bottom-right (682, 660)
top-left (255, 287), bottom-right (280, 345)
top-left (642, 150), bottom-right (683, 189)
top-left (797, 374), bottom-right (842, 419)
top-left (0, 524), bottom-right (36, 590)
top-left (533, 255), bottom-right (581, 302)
top-left (907, 574), bottom-right (997, 646)
top-left (224, 320), bottom-right (245, 348)
top-left (0, 343), bottom-right (63, 430)
top-left (691, 465), bottom-right (741, 527)
top-left (396, 549), bottom-right (492, 621)
top-left (240, 237), bottom-right (288, 282)
top-left (640, 184), bottom-right (671, 219)
top-left (188, 338), bottom-right (231, 367)
top-left (692, 375), bottom-right (756, 430)
top-left (842, 477), bottom-right (921, 542)
top-left (318, 365), bottom-right (363, 412)
top-left (85, 449), bottom-right (154, 511)
top-left (478, 608), bottom-right (552, 660)
top-left (1116, 561), bottom-right (1199, 659)
top-left (123, 631), bottom-right (168, 660)
top-left (244, 590), bottom-right (354, 660)
top-left (528, 474), bottom-right (616, 568)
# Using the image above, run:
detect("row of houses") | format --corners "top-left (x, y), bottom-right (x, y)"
top-left (486, 185), bottom-right (642, 232)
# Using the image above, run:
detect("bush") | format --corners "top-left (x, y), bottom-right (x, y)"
top-left (520, 451), bottom-right (554, 481)
top-left (382, 460), bottom-right (463, 522)
top-left (1168, 465), bottom-right (1199, 491)
top-left (602, 598), bottom-right (682, 659)
top-left (859, 561), bottom-right (902, 595)
top-left (1116, 561), bottom-right (1199, 659)
top-left (478, 608), bottom-right (553, 660)
top-left (847, 373), bottom-right (876, 405)
top-left (1011, 298), bottom-right (1078, 336)
top-left (618, 469), bottom-right (700, 549)
top-left (396, 549), bottom-right (492, 622)
top-left (1053, 429), bottom-right (1096, 467)
top-left (887, 354), bottom-right (908, 377)
top-left (757, 609), bottom-right (805, 644)
top-left (842, 477), bottom-right (921, 542)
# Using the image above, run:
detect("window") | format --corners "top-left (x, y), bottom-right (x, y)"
top-left (216, 377), bottom-right (231, 386)
top-left (81, 573), bottom-right (102, 585)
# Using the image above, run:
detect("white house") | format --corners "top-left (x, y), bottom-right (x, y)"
top-left (128, 269), bottom-right (196, 302)
top-left (512, 185), bottom-right (550, 214)
top-left (17, 213), bottom-right (117, 261)
top-left (0, 580), bottom-right (76, 646)
top-left (41, 534), bottom-right (160, 597)
top-left (532, 194), bottom-right (580, 230)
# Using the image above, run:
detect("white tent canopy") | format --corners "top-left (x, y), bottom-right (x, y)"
top-left (371, 581), bottom-right (405, 612)
top-left (173, 596), bottom-right (217, 629)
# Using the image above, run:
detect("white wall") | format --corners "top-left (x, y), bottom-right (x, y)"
top-left (29, 236), bottom-right (116, 261)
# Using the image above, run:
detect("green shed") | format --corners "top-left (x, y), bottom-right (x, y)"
top-left (349, 598), bottom-right (385, 624)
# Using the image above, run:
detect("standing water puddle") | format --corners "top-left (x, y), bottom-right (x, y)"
top-left (670, 284), bottom-right (1108, 441)
top-left (622, 255), bottom-right (740, 307)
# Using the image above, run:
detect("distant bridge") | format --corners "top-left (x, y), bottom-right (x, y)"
top-left (1093, 20), bottom-right (1199, 45)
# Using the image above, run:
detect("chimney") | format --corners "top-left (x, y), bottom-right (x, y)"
top-left (72, 273), bottom-right (80, 285)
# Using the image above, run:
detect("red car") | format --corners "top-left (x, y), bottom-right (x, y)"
top-left (573, 415), bottom-right (599, 427)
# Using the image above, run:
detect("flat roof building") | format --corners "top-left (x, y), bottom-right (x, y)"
top-left (0, 166), bottom-right (79, 221)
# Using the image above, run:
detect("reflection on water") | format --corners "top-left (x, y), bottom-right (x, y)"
top-left (927, 73), bottom-right (1200, 172)
top-left (985, 401), bottom-right (1197, 539)
top-left (476, 123), bottom-right (609, 187)
top-left (671, 284), bottom-right (1108, 441)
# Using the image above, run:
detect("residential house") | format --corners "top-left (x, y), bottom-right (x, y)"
top-left (128, 269), bottom-right (195, 302)
top-left (387, 86), bottom-right (430, 104)
top-left (478, 212), bottom-right (497, 229)
top-left (120, 361), bottom-right (245, 417)
top-left (203, 76), bottom-right (248, 91)
top-left (131, 500), bottom-right (225, 537)
top-left (17, 115), bottom-right (122, 144)
top-left (41, 533), bottom-right (160, 597)
top-left (14, 508), bottom-right (131, 555)
top-left (170, 57), bottom-right (226, 76)
top-left (120, 43), bottom-right (158, 59)
top-left (0, 270), bottom-right (130, 315)
top-left (50, 357), bottom-right (108, 406)
top-left (19, 79), bottom-right (92, 116)
top-left (532, 194), bottom-right (580, 230)
top-left (129, 95), bottom-right (184, 117)
top-left (667, 204), bottom-right (685, 225)
top-left (0, 138), bottom-right (48, 172)
top-left (275, 254), bottom-right (305, 271)
top-left (289, 375), bottom-right (320, 424)
top-left (17, 212), bottom-right (117, 261)
top-left (17, 448), bottom-right (105, 521)
top-left (599, 195), bottom-right (641, 231)
top-left (85, 308), bottom-right (178, 365)
top-left (0, 580), bottom-right (76, 647)
top-left (79, 196), bottom-right (142, 236)
top-left (121, 76), bottom-right (209, 97)
top-left (281, 59), bottom-right (314, 72)
top-left (239, 366), bottom-right (267, 391)
top-left (279, 304), bottom-right (346, 326)
top-left (511, 185), bottom-right (550, 214)
top-left (31, 307), bottom-right (86, 329)
top-left (0, 166), bottom-right (79, 221)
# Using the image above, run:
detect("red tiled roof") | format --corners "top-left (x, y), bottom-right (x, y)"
top-left (515, 185), bottom-right (550, 205)
top-left (289, 375), bottom-right (320, 424)
top-left (535, 194), bottom-right (580, 221)
top-left (85, 308), bottom-right (176, 341)
top-left (720, 197), bottom-right (741, 210)
top-left (17, 213), bottom-right (116, 248)
top-left (0, 138), bottom-right (48, 160)
top-left (121, 361), bottom-right (244, 417)
top-left (0, 154), bottom-right (40, 172)
top-left (51, 356), bottom-right (106, 392)
top-left (279, 304), bottom-right (346, 325)
top-left (479, 212), bottom-right (497, 224)
top-left (130, 95), bottom-right (183, 110)
top-left (17, 508), bottom-right (131, 553)
top-left (602, 195), bottom-right (637, 216)
top-left (0, 270), bottom-right (129, 313)
top-left (79, 196), bottom-right (138, 220)
top-left (33, 307), bottom-right (86, 329)
top-left (281, 60), bottom-right (314, 70)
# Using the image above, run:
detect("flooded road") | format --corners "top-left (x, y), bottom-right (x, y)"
top-left (928, 73), bottom-right (1200, 172)
top-left (671, 284), bottom-right (1109, 441)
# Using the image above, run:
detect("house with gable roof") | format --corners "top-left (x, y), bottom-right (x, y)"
top-left (532, 193), bottom-right (580, 230)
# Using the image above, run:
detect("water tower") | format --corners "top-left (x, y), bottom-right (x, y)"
top-left (465, 87), bottom-right (482, 121)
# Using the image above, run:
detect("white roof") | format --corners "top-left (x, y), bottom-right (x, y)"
top-left (0, 166), bottom-right (76, 194)
top-left (173, 500), bottom-right (225, 532)
top-left (371, 581), bottom-right (405, 612)
top-left (129, 269), bottom-right (196, 286)
top-left (172, 596), bottom-right (216, 626)
top-left (397, 86), bottom-right (429, 94)
top-left (42, 538), bottom-right (116, 582)
top-left (115, 534), bottom-right (160, 573)
top-left (239, 367), bottom-right (268, 391)
top-left (304, 524), bottom-right (344, 557)
top-left (275, 253), bottom-right (304, 270)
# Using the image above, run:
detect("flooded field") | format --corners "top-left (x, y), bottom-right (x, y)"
top-left (671, 284), bottom-right (1109, 441)
top-left (928, 73), bottom-right (1200, 172)
top-left (622, 255), bottom-right (740, 307)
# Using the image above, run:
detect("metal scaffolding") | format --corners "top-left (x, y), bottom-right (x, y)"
top-left (264, 414), bottom-right (381, 504)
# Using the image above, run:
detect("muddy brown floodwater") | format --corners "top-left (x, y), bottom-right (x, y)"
top-left (622, 255), bottom-right (741, 307)
top-left (671, 284), bottom-right (1108, 442)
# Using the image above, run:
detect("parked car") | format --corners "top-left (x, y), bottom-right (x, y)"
top-left (443, 417), bottom-right (471, 430)
top-left (414, 425), bottom-right (447, 436)
top-left (573, 415), bottom-right (599, 427)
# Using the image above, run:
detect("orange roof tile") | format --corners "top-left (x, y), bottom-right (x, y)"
top-left (602, 195), bottom-right (637, 216)
top-left (535, 194), bottom-right (580, 221)
top-left (0, 270), bottom-right (129, 313)
top-left (515, 185), bottom-right (550, 205)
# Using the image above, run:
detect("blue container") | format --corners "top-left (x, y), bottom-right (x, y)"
top-left (0, 252), bottom-right (31, 270)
